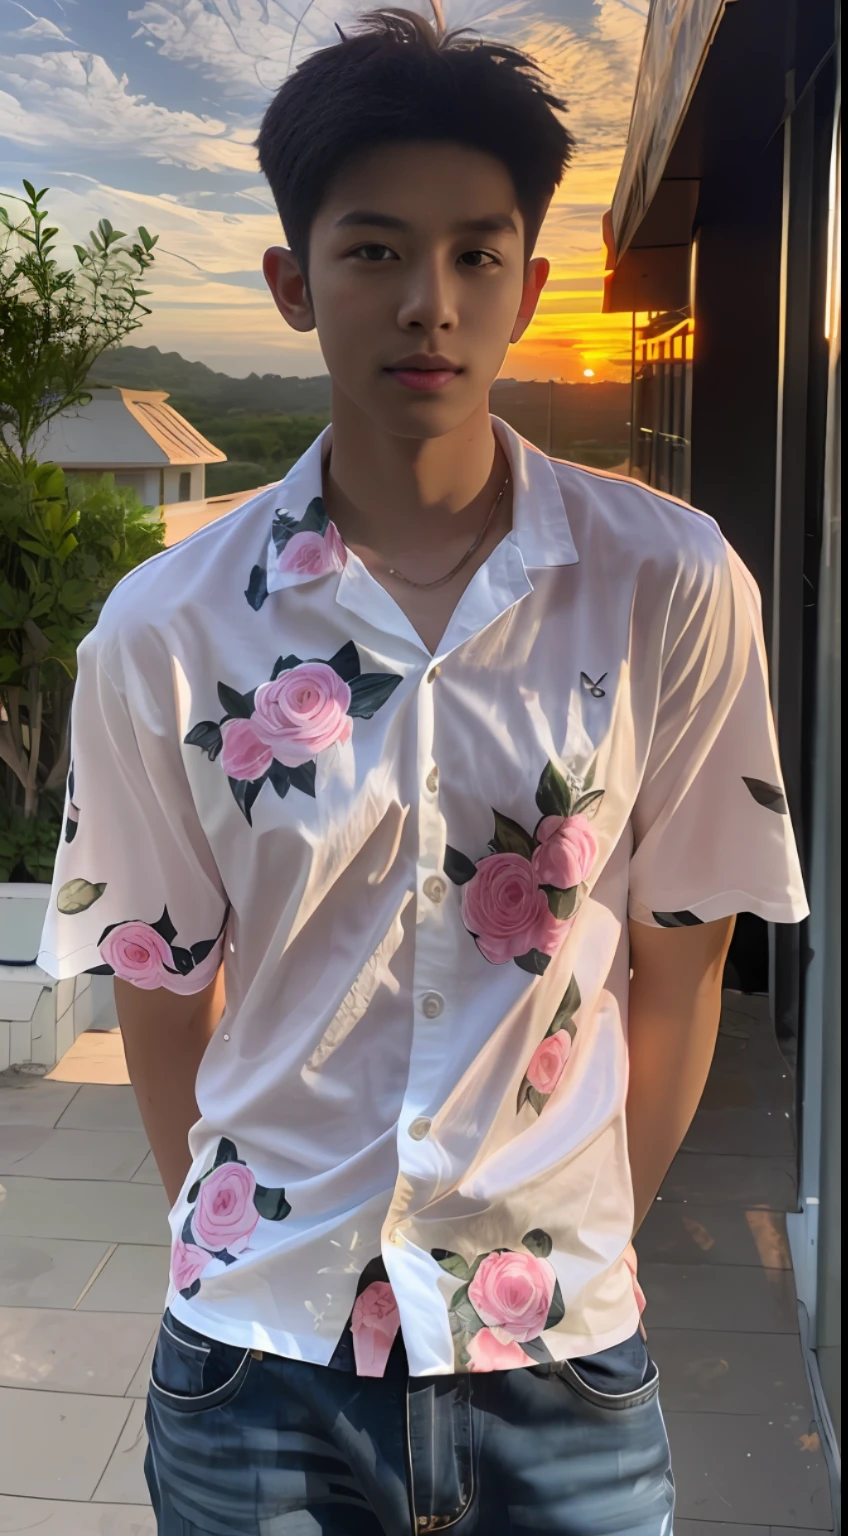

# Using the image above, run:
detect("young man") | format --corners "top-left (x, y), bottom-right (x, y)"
top-left (40, 11), bottom-right (807, 1534)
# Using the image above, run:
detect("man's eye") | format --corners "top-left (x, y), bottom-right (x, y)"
top-left (352, 244), bottom-right (396, 262)
top-left (459, 250), bottom-right (498, 269)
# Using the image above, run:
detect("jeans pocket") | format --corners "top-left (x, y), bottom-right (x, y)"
top-left (149, 1309), bottom-right (253, 1414)
top-left (557, 1327), bottom-right (660, 1411)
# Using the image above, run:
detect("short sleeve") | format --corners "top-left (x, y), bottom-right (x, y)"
top-left (38, 621), bottom-right (229, 993)
top-left (628, 530), bottom-right (808, 929)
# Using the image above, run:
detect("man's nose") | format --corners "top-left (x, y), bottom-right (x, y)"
top-left (396, 259), bottom-right (458, 331)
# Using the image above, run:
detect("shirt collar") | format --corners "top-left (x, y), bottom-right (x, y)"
top-left (263, 415), bottom-right (578, 599)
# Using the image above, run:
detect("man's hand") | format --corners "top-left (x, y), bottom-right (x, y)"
top-left (115, 969), bottom-right (225, 1207)
top-left (627, 916), bottom-right (735, 1236)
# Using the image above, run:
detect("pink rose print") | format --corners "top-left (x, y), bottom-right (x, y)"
top-left (531, 814), bottom-right (598, 890)
top-left (351, 1281), bottom-right (401, 1378)
top-left (526, 1030), bottom-right (572, 1096)
top-left (99, 922), bottom-right (172, 990)
top-left (461, 853), bottom-right (564, 964)
top-left (252, 663), bottom-right (353, 769)
top-left (466, 1327), bottom-right (532, 1372)
top-left (171, 1237), bottom-right (213, 1294)
top-left (193, 1163), bottom-right (260, 1254)
top-left (220, 718), bottom-right (274, 781)
top-left (468, 1251), bottom-right (557, 1343)
top-left (446, 760), bottom-right (603, 975)
top-left (277, 525), bottom-right (347, 577)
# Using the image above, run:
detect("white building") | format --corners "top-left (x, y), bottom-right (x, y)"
top-left (32, 386), bottom-right (226, 506)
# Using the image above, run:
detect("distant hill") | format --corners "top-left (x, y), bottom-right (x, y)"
top-left (89, 345), bottom-right (334, 416)
top-left (88, 346), bottom-right (631, 494)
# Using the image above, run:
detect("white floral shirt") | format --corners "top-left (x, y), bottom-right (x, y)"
top-left (39, 419), bottom-right (807, 1376)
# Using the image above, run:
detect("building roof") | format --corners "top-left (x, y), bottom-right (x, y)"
top-left (164, 483), bottom-right (276, 546)
top-left (31, 387), bottom-right (227, 469)
top-left (602, 0), bottom-right (727, 312)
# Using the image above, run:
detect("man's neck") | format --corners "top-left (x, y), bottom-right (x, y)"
top-left (323, 387), bottom-right (500, 551)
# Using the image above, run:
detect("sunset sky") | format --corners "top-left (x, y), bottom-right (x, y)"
top-left (0, 0), bottom-right (647, 382)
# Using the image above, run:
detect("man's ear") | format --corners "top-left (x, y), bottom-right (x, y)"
top-left (263, 246), bottom-right (315, 333)
top-left (510, 256), bottom-right (550, 345)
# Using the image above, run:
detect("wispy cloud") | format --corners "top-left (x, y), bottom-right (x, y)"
top-left (6, 1), bottom-right (77, 43)
top-left (0, 49), bottom-right (258, 170)
top-left (128, 0), bottom-right (522, 95)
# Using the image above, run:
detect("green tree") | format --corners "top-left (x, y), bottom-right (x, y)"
top-left (0, 468), bottom-right (165, 877)
top-left (0, 184), bottom-right (164, 880)
top-left (0, 180), bottom-right (158, 479)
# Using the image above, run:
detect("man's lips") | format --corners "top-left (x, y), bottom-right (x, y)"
top-left (384, 363), bottom-right (463, 393)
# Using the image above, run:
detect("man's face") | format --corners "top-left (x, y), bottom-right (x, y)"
top-left (265, 141), bottom-right (549, 439)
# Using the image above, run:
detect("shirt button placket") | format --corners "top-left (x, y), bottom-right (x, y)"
top-left (403, 658), bottom-right (450, 1162)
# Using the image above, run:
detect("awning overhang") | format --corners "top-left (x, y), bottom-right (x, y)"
top-left (603, 0), bottom-right (732, 313)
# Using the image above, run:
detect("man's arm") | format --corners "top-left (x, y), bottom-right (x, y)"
top-left (627, 916), bottom-right (735, 1235)
top-left (116, 970), bottom-right (225, 1206)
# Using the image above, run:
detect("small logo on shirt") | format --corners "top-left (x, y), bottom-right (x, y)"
top-left (581, 671), bottom-right (607, 699)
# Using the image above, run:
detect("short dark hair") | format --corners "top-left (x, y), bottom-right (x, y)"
top-left (256, 7), bottom-right (574, 274)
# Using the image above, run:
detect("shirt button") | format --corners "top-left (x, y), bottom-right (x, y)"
top-left (427, 665), bottom-right (441, 683)
top-left (409, 1117), bottom-right (432, 1141)
top-left (422, 875), bottom-right (446, 904)
top-left (421, 991), bottom-right (444, 1019)
top-left (425, 766), bottom-right (439, 794)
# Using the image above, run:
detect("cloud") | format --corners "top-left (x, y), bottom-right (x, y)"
top-left (0, 50), bottom-right (258, 171)
top-left (25, 174), bottom-right (278, 270)
top-left (128, 0), bottom-right (520, 96)
top-left (11, 15), bottom-right (78, 43)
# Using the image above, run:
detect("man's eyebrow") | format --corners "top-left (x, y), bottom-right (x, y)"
top-left (333, 210), bottom-right (519, 235)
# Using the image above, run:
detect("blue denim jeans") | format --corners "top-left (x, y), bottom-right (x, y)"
top-left (145, 1310), bottom-right (675, 1534)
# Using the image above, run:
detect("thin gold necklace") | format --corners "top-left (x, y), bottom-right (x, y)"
top-left (385, 472), bottom-right (511, 591)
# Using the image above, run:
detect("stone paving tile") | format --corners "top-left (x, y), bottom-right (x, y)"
top-left (722, 991), bottom-right (772, 1022)
top-left (660, 1151), bottom-right (797, 1210)
top-left (93, 1400), bottom-right (150, 1506)
top-left (0, 1385), bottom-right (132, 1500)
top-left (713, 1021), bottom-right (788, 1073)
top-left (673, 1524), bottom-right (766, 1535)
top-left (0, 1177), bottom-right (169, 1245)
top-left (666, 1411), bottom-right (833, 1528)
top-left (651, 1328), bottom-right (811, 1415)
top-left (637, 1204), bottom-right (793, 1269)
top-left (46, 1031), bottom-right (130, 1087)
top-left (78, 1244), bottom-right (170, 1315)
top-left (683, 1104), bottom-right (795, 1158)
top-left (0, 1308), bottom-right (157, 1395)
top-left (0, 1128), bottom-right (150, 1183)
top-left (0, 1124), bottom-right (53, 1168)
top-left (0, 1235), bottom-right (111, 1309)
top-left (0, 1079), bottom-right (79, 1127)
top-left (675, 1528), bottom-right (837, 1536)
top-left (0, 1495), bottom-right (156, 1534)
top-left (131, 1152), bottom-right (162, 1185)
top-left (56, 1085), bottom-right (144, 1132)
top-left (640, 1263), bottom-right (799, 1334)
top-left (699, 1067), bottom-right (794, 1114)
top-left (125, 1329), bottom-right (157, 1398)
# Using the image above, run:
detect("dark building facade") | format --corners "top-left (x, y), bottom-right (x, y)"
top-left (604, 0), bottom-right (841, 1465)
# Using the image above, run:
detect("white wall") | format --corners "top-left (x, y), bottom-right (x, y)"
top-left (77, 464), bottom-right (206, 506)
top-left (161, 464), bottom-right (205, 504)
top-left (112, 468), bottom-right (162, 505)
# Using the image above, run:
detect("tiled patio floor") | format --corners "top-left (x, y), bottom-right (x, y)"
top-left (0, 994), bottom-right (835, 1534)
